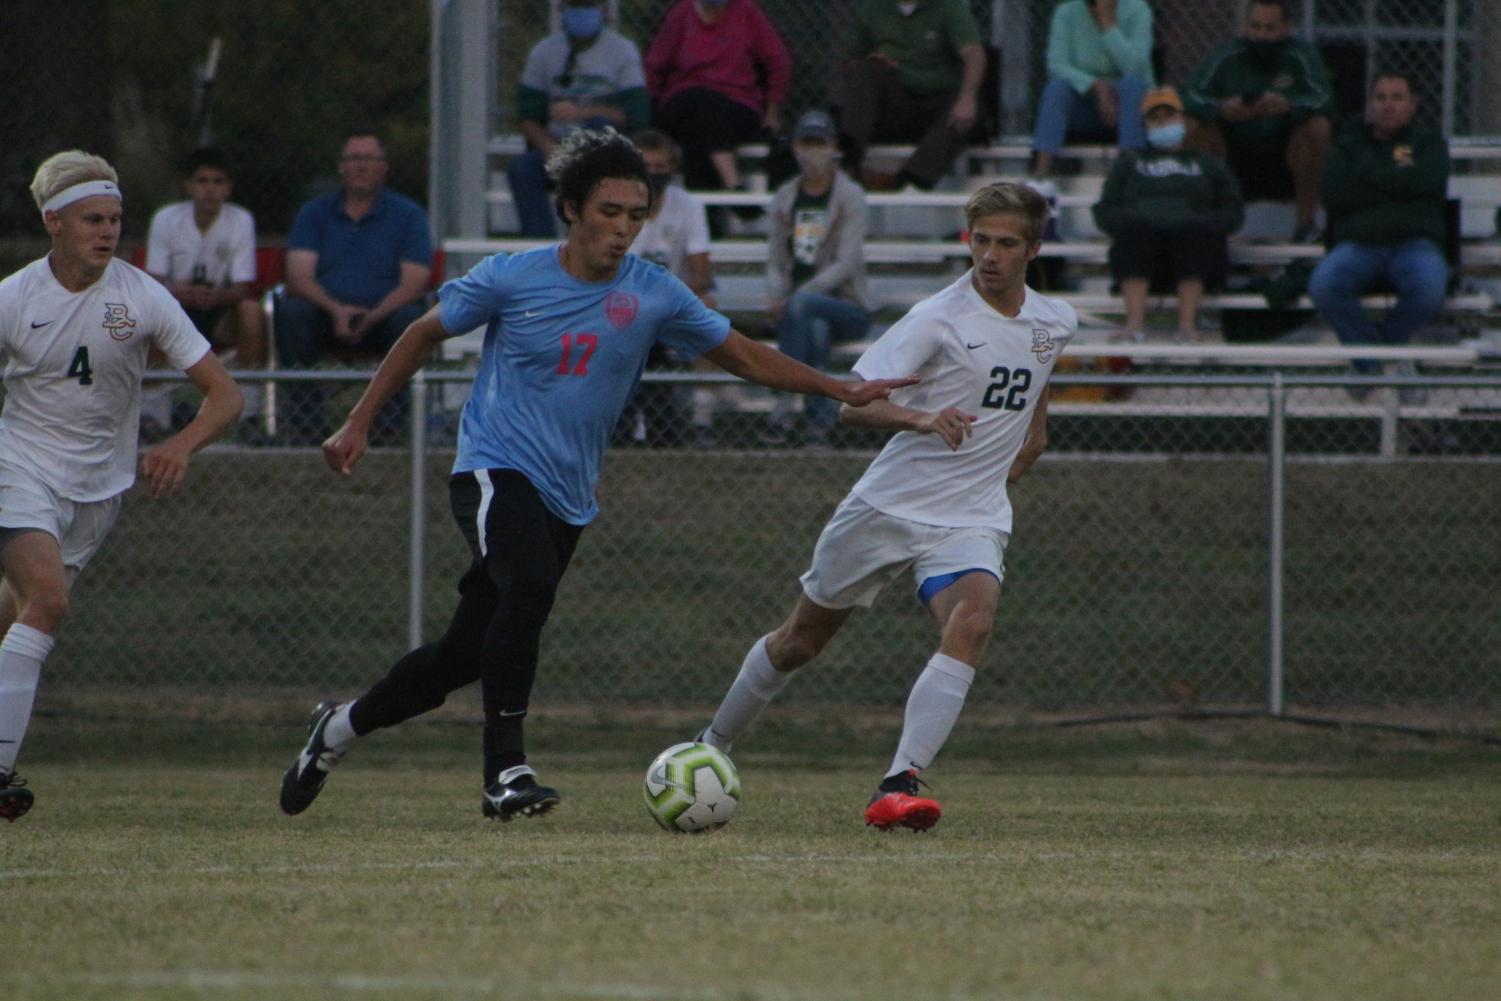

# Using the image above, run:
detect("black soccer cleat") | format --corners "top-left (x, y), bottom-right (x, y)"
top-left (482, 765), bottom-right (560, 822)
top-left (279, 700), bottom-right (345, 816)
top-left (0, 770), bottom-right (33, 823)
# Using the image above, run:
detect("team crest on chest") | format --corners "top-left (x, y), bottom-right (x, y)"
top-left (1030, 328), bottom-right (1055, 364)
top-left (605, 292), bottom-right (638, 331)
top-left (103, 302), bottom-right (137, 341)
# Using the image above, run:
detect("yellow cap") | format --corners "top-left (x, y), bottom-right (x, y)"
top-left (1141, 86), bottom-right (1183, 115)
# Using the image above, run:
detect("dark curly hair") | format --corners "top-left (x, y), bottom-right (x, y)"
top-left (546, 127), bottom-right (652, 225)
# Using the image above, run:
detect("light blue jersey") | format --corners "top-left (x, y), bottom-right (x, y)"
top-left (441, 245), bottom-right (730, 524)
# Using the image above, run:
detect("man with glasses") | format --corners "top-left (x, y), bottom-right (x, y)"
top-left (276, 129), bottom-right (432, 443)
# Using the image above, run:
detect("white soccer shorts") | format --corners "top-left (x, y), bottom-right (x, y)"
top-left (799, 495), bottom-right (1008, 610)
top-left (0, 460), bottom-right (122, 571)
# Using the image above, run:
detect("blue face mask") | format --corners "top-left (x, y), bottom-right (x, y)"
top-left (1147, 122), bottom-right (1186, 149)
top-left (563, 7), bottom-right (603, 40)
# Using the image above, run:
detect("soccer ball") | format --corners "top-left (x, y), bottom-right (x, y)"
top-left (643, 741), bottom-right (741, 833)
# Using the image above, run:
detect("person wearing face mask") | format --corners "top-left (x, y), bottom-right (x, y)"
top-left (834, 0), bottom-right (987, 192)
top-left (508, 0), bottom-right (650, 237)
top-left (621, 129), bottom-right (720, 446)
top-left (644, 0), bottom-right (791, 196)
top-left (1093, 87), bottom-right (1244, 343)
top-left (1181, 0), bottom-right (1333, 242)
top-left (1031, 0), bottom-right (1155, 181)
top-left (762, 111), bottom-right (874, 445)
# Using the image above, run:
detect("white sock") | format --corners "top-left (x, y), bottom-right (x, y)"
top-left (0, 624), bottom-right (56, 774)
top-left (704, 635), bottom-right (792, 750)
top-left (240, 383), bottom-right (264, 418)
top-left (887, 653), bottom-right (975, 778)
top-left (323, 702), bottom-right (357, 754)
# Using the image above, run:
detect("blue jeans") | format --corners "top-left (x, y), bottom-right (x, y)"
top-left (1032, 75), bottom-right (1148, 153)
top-left (776, 291), bottom-right (870, 428)
top-left (506, 150), bottom-right (557, 238)
top-left (1307, 240), bottom-right (1448, 375)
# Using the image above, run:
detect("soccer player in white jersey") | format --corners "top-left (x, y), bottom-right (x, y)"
top-left (277, 129), bottom-right (913, 822)
top-left (0, 151), bottom-right (242, 822)
top-left (697, 181), bottom-right (1077, 831)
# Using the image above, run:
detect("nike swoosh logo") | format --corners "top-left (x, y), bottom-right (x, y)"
top-left (966, 342), bottom-right (984, 350)
top-left (524, 310), bottom-right (538, 319)
top-left (30, 321), bottom-right (52, 329)
top-left (498, 708), bottom-right (527, 718)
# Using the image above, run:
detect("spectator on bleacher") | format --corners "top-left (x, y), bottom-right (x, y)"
top-left (1308, 71), bottom-right (1449, 405)
top-left (145, 147), bottom-right (265, 435)
top-left (763, 110), bottom-right (873, 445)
top-left (277, 129), bottom-right (432, 444)
top-left (1182, 0), bottom-right (1333, 242)
top-left (1092, 87), bottom-right (1244, 343)
top-left (1031, 0), bottom-right (1155, 180)
top-left (623, 129), bottom-right (719, 446)
top-left (509, 0), bottom-right (650, 237)
top-left (834, 0), bottom-right (986, 192)
top-left (644, 0), bottom-right (790, 195)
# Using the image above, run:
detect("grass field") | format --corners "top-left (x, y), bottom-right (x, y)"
top-left (6, 712), bottom-right (1499, 1001)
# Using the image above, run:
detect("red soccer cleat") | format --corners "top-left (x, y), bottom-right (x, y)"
top-left (864, 769), bottom-right (941, 832)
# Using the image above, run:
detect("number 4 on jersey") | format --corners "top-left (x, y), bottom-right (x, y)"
top-left (67, 346), bottom-right (94, 386)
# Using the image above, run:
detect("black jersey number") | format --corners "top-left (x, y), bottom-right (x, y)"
top-left (981, 366), bottom-right (1031, 411)
top-left (67, 346), bottom-right (94, 386)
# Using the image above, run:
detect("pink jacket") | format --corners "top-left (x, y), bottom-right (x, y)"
top-left (644, 0), bottom-right (792, 114)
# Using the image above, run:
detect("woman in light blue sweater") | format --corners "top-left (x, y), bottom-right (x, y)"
top-left (1032, 0), bottom-right (1155, 177)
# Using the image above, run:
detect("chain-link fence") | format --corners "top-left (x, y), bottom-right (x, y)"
top-left (47, 362), bottom-right (1501, 719)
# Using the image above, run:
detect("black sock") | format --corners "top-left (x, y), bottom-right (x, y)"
top-left (483, 713), bottom-right (527, 786)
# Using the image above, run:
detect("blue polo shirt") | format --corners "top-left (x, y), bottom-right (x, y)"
top-left (287, 188), bottom-right (432, 307)
top-left (441, 245), bottom-right (730, 525)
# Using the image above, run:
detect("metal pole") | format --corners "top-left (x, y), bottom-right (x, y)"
top-left (407, 371), bottom-right (429, 651)
top-left (1267, 374), bottom-right (1286, 717)
top-left (1442, 0), bottom-right (1458, 137)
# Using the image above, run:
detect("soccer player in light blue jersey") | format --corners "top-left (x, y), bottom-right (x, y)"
top-left (280, 128), bottom-right (915, 821)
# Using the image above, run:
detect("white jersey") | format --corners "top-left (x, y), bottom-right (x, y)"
top-left (144, 201), bottom-right (257, 288)
top-left (0, 257), bottom-right (212, 501)
top-left (850, 274), bottom-right (1076, 534)
top-left (630, 185), bottom-right (711, 285)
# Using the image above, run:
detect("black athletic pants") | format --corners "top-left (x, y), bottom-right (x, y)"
top-left (348, 469), bottom-right (584, 785)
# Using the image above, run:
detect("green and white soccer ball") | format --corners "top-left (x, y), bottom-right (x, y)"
top-left (643, 741), bottom-right (741, 833)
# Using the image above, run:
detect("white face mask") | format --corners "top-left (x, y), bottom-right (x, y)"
top-left (795, 148), bottom-right (838, 174)
top-left (897, 2), bottom-right (918, 15)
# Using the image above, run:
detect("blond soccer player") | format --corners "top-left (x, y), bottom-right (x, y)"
top-left (697, 182), bottom-right (1077, 831)
top-left (0, 151), bottom-right (242, 821)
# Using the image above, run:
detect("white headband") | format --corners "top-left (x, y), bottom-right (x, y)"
top-left (41, 180), bottom-right (122, 217)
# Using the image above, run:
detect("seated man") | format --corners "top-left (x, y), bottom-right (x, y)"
top-left (277, 129), bottom-right (431, 442)
top-left (510, 0), bottom-right (649, 237)
top-left (1032, 0), bottom-right (1155, 179)
top-left (764, 110), bottom-right (872, 445)
top-left (622, 128), bottom-right (718, 446)
top-left (834, 0), bottom-right (986, 191)
top-left (1182, 0), bottom-right (1333, 241)
top-left (1092, 87), bottom-right (1244, 343)
top-left (1308, 72), bottom-right (1449, 405)
top-left (145, 147), bottom-right (265, 433)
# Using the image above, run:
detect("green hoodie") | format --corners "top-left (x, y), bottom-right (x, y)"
top-left (1182, 36), bottom-right (1334, 143)
top-left (1093, 149), bottom-right (1245, 236)
top-left (1321, 118), bottom-right (1449, 248)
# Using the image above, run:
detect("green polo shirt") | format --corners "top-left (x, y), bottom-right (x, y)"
top-left (846, 0), bottom-right (983, 96)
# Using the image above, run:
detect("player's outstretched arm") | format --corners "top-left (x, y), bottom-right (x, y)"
top-left (323, 306), bottom-right (448, 475)
top-left (140, 352), bottom-right (243, 499)
top-left (1006, 385), bottom-right (1052, 483)
top-left (840, 400), bottom-right (976, 451)
top-left (702, 330), bottom-right (916, 406)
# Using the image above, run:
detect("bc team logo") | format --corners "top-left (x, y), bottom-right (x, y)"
top-left (605, 292), bottom-right (638, 331)
top-left (103, 303), bottom-right (137, 341)
top-left (1030, 328), bottom-right (1055, 364)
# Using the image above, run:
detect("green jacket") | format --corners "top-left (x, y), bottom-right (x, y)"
top-left (845, 0), bottom-right (982, 96)
top-left (1182, 37), bottom-right (1334, 143)
top-left (1093, 149), bottom-right (1244, 236)
top-left (1322, 118), bottom-right (1449, 248)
